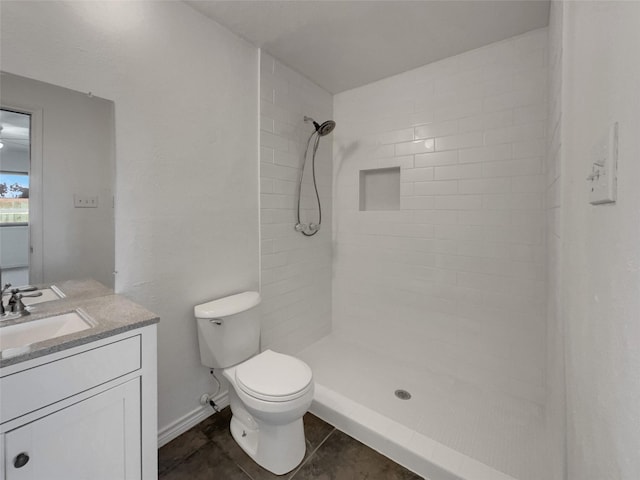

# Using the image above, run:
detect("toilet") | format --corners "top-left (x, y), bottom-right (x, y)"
top-left (194, 291), bottom-right (314, 475)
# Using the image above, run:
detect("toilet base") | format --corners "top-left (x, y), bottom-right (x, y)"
top-left (228, 394), bottom-right (306, 475)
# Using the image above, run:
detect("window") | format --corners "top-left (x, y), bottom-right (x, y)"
top-left (0, 172), bottom-right (29, 224)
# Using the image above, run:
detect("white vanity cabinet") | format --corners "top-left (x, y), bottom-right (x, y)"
top-left (0, 325), bottom-right (157, 480)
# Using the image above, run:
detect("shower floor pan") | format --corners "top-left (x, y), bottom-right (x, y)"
top-left (298, 334), bottom-right (548, 480)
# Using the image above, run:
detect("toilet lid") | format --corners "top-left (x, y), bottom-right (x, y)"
top-left (235, 350), bottom-right (313, 402)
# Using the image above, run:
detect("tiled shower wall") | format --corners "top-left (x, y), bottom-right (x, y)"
top-left (259, 53), bottom-right (333, 354)
top-left (333, 29), bottom-right (548, 404)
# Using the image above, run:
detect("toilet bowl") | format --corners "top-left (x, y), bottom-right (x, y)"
top-left (223, 349), bottom-right (314, 474)
top-left (194, 292), bottom-right (314, 475)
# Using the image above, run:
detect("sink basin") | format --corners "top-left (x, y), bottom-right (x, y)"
top-left (0, 310), bottom-right (94, 352)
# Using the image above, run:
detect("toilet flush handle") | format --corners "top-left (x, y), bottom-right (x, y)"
top-left (210, 319), bottom-right (223, 326)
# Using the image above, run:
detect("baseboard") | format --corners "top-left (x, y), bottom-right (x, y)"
top-left (157, 390), bottom-right (229, 448)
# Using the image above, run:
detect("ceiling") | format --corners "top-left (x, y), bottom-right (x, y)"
top-left (185, 0), bottom-right (550, 94)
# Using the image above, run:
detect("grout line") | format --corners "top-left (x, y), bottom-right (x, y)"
top-left (236, 462), bottom-right (256, 480)
top-left (158, 440), bottom-right (213, 479)
top-left (289, 426), bottom-right (337, 479)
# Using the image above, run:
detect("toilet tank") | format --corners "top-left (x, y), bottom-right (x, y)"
top-left (194, 291), bottom-right (261, 369)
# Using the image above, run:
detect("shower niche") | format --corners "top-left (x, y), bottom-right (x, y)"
top-left (359, 167), bottom-right (400, 211)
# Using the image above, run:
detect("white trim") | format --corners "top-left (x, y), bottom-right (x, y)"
top-left (157, 390), bottom-right (229, 448)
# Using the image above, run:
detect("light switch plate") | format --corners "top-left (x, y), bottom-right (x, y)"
top-left (74, 194), bottom-right (98, 208)
top-left (589, 122), bottom-right (618, 205)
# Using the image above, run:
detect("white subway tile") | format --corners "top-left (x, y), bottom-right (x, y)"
top-left (261, 115), bottom-right (274, 132)
top-left (400, 182), bottom-right (414, 196)
top-left (395, 139), bottom-right (435, 156)
top-left (483, 86), bottom-right (546, 112)
top-left (378, 155), bottom-right (414, 169)
top-left (260, 54), bottom-right (275, 76)
top-left (402, 167), bottom-right (435, 182)
top-left (433, 98), bottom-right (483, 122)
top-left (457, 240), bottom-right (511, 259)
top-left (414, 180), bottom-right (458, 196)
top-left (513, 104), bottom-right (547, 124)
top-left (261, 147), bottom-right (275, 164)
top-left (482, 157), bottom-right (542, 178)
top-left (458, 178), bottom-right (511, 194)
top-left (483, 225), bottom-right (543, 245)
top-left (261, 163), bottom-right (299, 182)
top-left (483, 193), bottom-right (542, 210)
top-left (483, 122), bottom-right (545, 145)
top-left (261, 82), bottom-right (275, 103)
top-left (260, 178), bottom-right (274, 194)
top-left (273, 179), bottom-right (297, 195)
top-left (512, 175), bottom-right (545, 193)
top-left (435, 132), bottom-right (484, 151)
top-left (458, 144), bottom-right (512, 164)
top-left (377, 128), bottom-right (414, 145)
top-left (434, 195), bottom-right (482, 210)
top-left (408, 110), bottom-right (435, 127)
top-left (435, 224), bottom-right (484, 241)
top-left (373, 143), bottom-right (396, 158)
top-left (413, 210), bottom-right (459, 225)
top-left (512, 139), bottom-right (545, 159)
top-left (414, 120), bottom-right (458, 139)
top-left (260, 193), bottom-right (294, 209)
top-left (458, 110), bottom-right (513, 133)
top-left (414, 151), bottom-right (459, 167)
top-left (482, 75), bottom-right (515, 97)
top-left (261, 131), bottom-right (289, 152)
top-left (401, 196), bottom-right (435, 210)
top-left (458, 210), bottom-right (511, 226)
top-left (435, 163), bottom-right (483, 180)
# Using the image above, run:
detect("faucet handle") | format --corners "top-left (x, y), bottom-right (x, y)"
top-left (8, 292), bottom-right (29, 314)
top-left (11, 285), bottom-right (37, 293)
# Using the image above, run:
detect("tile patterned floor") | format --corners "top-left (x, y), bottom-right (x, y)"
top-left (159, 407), bottom-right (423, 480)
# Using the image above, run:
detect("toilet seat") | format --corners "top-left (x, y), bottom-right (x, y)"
top-left (235, 350), bottom-right (313, 402)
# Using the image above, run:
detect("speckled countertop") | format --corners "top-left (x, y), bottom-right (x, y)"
top-left (0, 279), bottom-right (159, 368)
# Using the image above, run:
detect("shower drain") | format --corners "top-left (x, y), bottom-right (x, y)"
top-left (394, 389), bottom-right (412, 400)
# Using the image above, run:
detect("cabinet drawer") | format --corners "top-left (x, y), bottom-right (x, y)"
top-left (0, 335), bottom-right (140, 423)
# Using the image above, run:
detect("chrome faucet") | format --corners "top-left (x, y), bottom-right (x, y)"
top-left (0, 280), bottom-right (42, 318)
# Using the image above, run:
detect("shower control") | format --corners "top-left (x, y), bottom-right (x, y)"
top-left (296, 116), bottom-right (335, 237)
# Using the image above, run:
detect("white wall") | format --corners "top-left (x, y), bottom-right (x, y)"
top-left (333, 29), bottom-right (548, 404)
top-left (545, 1), bottom-right (566, 480)
top-left (259, 53), bottom-right (333, 354)
top-left (560, 2), bottom-right (640, 479)
top-left (0, 1), bottom-right (259, 433)
top-left (545, 2), bottom-right (565, 479)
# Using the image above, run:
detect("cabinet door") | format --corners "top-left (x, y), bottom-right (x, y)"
top-left (4, 378), bottom-right (141, 480)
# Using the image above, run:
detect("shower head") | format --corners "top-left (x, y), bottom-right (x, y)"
top-left (304, 116), bottom-right (336, 136)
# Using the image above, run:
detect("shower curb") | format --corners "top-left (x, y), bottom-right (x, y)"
top-left (309, 383), bottom-right (517, 480)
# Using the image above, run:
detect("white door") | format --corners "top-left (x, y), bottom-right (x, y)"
top-left (3, 378), bottom-right (141, 480)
